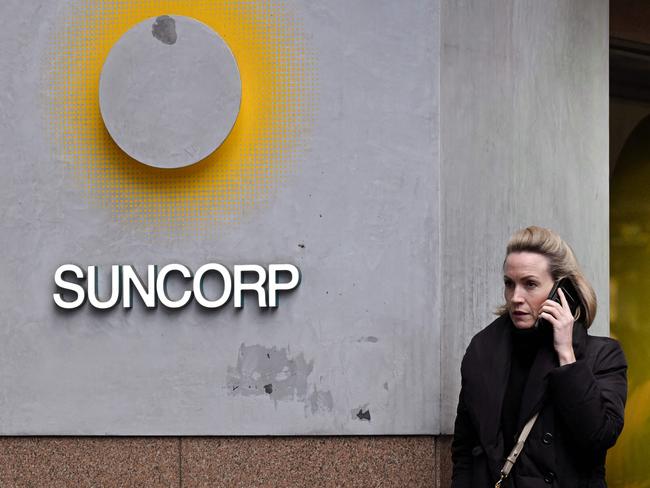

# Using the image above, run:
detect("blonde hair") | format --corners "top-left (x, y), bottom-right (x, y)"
top-left (495, 226), bottom-right (597, 328)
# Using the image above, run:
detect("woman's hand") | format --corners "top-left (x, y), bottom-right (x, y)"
top-left (539, 288), bottom-right (576, 365)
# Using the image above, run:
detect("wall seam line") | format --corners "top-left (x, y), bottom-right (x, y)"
top-left (178, 437), bottom-right (182, 488)
top-left (436, 0), bottom-right (444, 436)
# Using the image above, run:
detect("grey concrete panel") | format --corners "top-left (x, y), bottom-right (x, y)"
top-left (439, 0), bottom-right (609, 433)
top-left (0, 0), bottom-right (440, 434)
top-left (99, 15), bottom-right (241, 168)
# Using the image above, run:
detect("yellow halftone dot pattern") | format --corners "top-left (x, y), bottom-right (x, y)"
top-left (44, 0), bottom-right (315, 231)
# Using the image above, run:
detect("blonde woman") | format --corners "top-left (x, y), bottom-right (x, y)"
top-left (451, 226), bottom-right (627, 488)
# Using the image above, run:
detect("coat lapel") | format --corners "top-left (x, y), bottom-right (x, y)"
top-left (478, 316), bottom-right (512, 451)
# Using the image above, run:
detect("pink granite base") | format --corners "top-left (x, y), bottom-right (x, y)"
top-left (0, 436), bottom-right (453, 487)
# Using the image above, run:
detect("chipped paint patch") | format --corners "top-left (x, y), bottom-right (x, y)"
top-left (352, 404), bottom-right (371, 421)
top-left (227, 343), bottom-right (314, 403)
top-left (152, 15), bottom-right (177, 45)
top-left (307, 386), bottom-right (334, 414)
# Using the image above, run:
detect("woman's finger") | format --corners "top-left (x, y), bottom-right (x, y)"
top-left (539, 311), bottom-right (559, 326)
top-left (540, 302), bottom-right (571, 322)
top-left (542, 300), bottom-right (564, 316)
top-left (557, 287), bottom-right (571, 311)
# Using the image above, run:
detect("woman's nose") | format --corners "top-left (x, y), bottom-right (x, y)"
top-left (511, 286), bottom-right (525, 303)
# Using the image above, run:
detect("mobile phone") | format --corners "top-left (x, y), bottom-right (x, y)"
top-left (534, 278), bottom-right (579, 329)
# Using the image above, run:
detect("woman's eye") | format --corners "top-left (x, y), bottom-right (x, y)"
top-left (504, 280), bottom-right (513, 288)
top-left (526, 281), bottom-right (537, 288)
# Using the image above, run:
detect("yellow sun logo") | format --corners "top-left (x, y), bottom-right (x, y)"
top-left (44, 0), bottom-right (316, 232)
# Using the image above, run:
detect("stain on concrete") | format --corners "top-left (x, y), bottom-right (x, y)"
top-left (307, 386), bottom-right (334, 414)
top-left (152, 16), bottom-right (177, 45)
top-left (353, 405), bottom-right (371, 421)
top-left (358, 336), bottom-right (378, 343)
top-left (227, 343), bottom-right (314, 402)
top-left (383, 382), bottom-right (389, 390)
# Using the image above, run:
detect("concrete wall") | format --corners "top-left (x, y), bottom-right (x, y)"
top-left (1, 0), bottom-right (440, 435)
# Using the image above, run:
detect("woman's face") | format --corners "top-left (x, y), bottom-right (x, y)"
top-left (503, 251), bottom-right (555, 329)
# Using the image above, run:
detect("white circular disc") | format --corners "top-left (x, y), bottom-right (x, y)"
top-left (99, 15), bottom-right (241, 169)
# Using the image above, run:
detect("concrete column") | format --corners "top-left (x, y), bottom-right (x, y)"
top-left (439, 0), bottom-right (609, 432)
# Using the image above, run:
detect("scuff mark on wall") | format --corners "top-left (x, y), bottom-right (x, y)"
top-left (227, 343), bottom-right (314, 403)
top-left (357, 336), bottom-right (378, 343)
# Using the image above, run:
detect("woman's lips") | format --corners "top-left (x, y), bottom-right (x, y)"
top-left (513, 311), bottom-right (528, 316)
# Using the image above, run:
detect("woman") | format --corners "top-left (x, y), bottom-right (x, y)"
top-left (451, 226), bottom-right (627, 488)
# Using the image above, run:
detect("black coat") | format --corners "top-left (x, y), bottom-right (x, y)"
top-left (451, 314), bottom-right (627, 488)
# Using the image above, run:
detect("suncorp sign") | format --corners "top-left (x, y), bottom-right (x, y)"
top-left (53, 263), bottom-right (301, 310)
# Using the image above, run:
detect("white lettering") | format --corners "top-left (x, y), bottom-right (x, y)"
top-left (53, 264), bottom-right (85, 309)
top-left (268, 264), bottom-right (300, 307)
top-left (123, 265), bottom-right (156, 309)
top-left (234, 264), bottom-right (267, 308)
top-left (156, 264), bottom-right (192, 309)
top-left (87, 265), bottom-right (121, 309)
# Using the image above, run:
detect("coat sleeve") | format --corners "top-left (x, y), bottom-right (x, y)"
top-left (451, 385), bottom-right (476, 487)
top-left (451, 350), bottom-right (480, 488)
top-left (547, 338), bottom-right (627, 452)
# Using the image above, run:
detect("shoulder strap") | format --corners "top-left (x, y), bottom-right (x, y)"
top-left (494, 411), bottom-right (540, 488)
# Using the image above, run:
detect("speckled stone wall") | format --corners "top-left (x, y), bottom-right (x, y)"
top-left (0, 436), bottom-right (453, 487)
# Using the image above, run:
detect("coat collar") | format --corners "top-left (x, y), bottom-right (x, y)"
top-left (479, 315), bottom-right (589, 449)
top-left (516, 326), bottom-right (555, 430)
top-left (516, 316), bottom-right (589, 429)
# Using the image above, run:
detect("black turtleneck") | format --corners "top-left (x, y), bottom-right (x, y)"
top-left (501, 325), bottom-right (543, 456)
